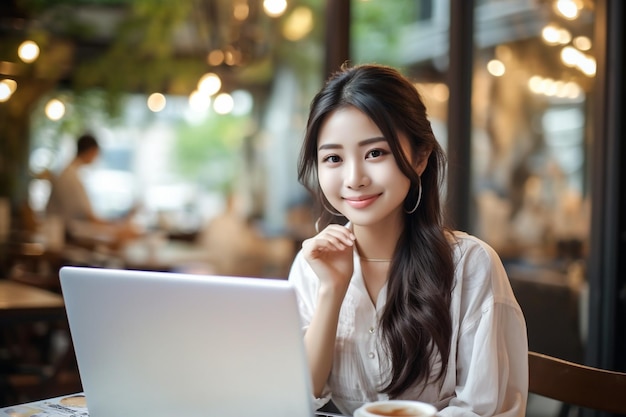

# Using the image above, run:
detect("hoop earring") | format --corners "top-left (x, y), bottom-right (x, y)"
top-left (321, 199), bottom-right (342, 217)
top-left (404, 176), bottom-right (422, 214)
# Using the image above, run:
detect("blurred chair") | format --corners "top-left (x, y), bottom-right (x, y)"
top-left (1, 342), bottom-right (82, 407)
top-left (6, 241), bottom-right (63, 293)
top-left (1, 278), bottom-right (81, 406)
top-left (507, 263), bottom-right (585, 363)
top-left (528, 351), bottom-right (626, 414)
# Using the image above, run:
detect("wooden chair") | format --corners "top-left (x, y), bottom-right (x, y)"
top-left (528, 351), bottom-right (626, 414)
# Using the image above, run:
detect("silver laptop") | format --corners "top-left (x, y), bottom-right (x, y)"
top-left (59, 266), bottom-right (318, 417)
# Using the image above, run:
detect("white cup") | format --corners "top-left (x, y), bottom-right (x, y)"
top-left (354, 400), bottom-right (437, 417)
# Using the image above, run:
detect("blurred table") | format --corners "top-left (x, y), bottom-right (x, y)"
top-left (0, 280), bottom-right (65, 324)
top-left (121, 236), bottom-right (215, 273)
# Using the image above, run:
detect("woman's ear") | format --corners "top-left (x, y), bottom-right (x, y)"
top-left (414, 149), bottom-right (432, 176)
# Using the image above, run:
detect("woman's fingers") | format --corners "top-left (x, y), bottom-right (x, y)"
top-left (315, 224), bottom-right (355, 246)
top-left (302, 225), bottom-right (355, 255)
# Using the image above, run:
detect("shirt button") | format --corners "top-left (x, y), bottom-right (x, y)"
top-left (368, 352), bottom-right (375, 359)
top-left (368, 327), bottom-right (375, 334)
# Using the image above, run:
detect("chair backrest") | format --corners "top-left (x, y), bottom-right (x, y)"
top-left (528, 351), bottom-right (626, 414)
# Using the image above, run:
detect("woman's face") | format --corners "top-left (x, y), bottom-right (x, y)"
top-left (316, 106), bottom-right (413, 228)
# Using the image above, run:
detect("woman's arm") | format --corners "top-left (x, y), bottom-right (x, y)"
top-left (304, 284), bottom-right (346, 396)
top-left (299, 224), bottom-right (356, 396)
top-left (439, 238), bottom-right (528, 417)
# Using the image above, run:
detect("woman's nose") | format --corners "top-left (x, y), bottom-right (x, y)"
top-left (344, 162), bottom-right (370, 189)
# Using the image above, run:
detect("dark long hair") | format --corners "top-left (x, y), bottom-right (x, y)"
top-left (297, 64), bottom-right (455, 397)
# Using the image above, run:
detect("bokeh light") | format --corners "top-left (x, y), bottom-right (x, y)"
top-left (213, 93), bottom-right (234, 115)
top-left (18, 40), bottom-right (40, 63)
top-left (189, 90), bottom-right (212, 112)
top-left (198, 73), bottom-right (222, 96)
top-left (45, 99), bottom-right (65, 120)
top-left (147, 93), bottom-right (167, 112)
top-left (283, 6), bottom-right (314, 41)
top-left (0, 79), bottom-right (17, 102)
top-left (264, 0), bottom-right (287, 17)
top-left (487, 59), bottom-right (506, 77)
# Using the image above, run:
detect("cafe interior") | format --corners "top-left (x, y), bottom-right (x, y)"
top-left (0, 0), bottom-right (624, 415)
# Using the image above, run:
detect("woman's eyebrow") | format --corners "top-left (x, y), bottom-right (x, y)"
top-left (318, 136), bottom-right (387, 151)
top-left (318, 143), bottom-right (342, 151)
top-left (358, 137), bottom-right (387, 147)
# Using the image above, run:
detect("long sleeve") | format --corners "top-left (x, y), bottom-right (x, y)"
top-left (288, 251), bottom-right (333, 411)
top-left (437, 233), bottom-right (528, 417)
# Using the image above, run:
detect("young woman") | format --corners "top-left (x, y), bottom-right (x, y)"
top-left (289, 64), bottom-right (528, 416)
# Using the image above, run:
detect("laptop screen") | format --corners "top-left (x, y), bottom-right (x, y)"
top-left (60, 266), bottom-right (315, 417)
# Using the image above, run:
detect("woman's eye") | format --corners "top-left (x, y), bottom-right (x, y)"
top-left (322, 155), bottom-right (341, 164)
top-left (367, 149), bottom-right (387, 159)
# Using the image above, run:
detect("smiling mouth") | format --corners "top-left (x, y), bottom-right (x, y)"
top-left (343, 194), bottom-right (380, 209)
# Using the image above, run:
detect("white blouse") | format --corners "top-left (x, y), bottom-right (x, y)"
top-left (288, 231), bottom-right (528, 416)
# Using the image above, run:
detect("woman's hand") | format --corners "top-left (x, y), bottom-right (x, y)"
top-left (301, 224), bottom-right (356, 295)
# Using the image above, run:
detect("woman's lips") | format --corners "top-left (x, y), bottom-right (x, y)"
top-left (343, 194), bottom-right (380, 209)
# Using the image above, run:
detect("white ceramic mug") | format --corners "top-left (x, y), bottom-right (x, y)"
top-left (354, 400), bottom-right (437, 417)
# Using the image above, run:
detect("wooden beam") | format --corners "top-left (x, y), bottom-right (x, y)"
top-left (446, 0), bottom-right (474, 232)
top-left (324, 0), bottom-right (350, 79)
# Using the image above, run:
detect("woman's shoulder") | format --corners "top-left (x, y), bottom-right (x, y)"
top-left (447, 230), bottom-right (515, 300)
top-left (448, 230), bottom-right (502, 265)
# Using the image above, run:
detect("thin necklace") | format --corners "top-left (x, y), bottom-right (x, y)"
top-left (357, 249), bottom-right (392, 262)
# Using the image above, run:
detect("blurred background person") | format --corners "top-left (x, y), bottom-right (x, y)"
top-left (46, 133), bottom-right (138, 248)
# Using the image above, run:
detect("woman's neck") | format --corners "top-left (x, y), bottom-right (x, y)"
top-left (353, 215), bottom-right (404, 261)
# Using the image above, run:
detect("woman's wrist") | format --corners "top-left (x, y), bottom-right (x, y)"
top-left (317, 281), bottom-right (348, 306)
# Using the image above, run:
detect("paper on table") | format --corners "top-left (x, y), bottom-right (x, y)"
top-left (0, 393), bottom-right (89, 417)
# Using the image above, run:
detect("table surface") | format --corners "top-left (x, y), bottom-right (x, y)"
top-left (0, 280), bottom-right (65, 323)
top-left (0, 393), bottom-right (346, 417)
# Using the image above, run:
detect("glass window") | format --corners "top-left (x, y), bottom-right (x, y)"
top-left (471, 0), bottom-right (595, 385)
top-left (351, 0), bottom-right (450, 150)
top-left (472, 0), bottom-right (593, 264)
